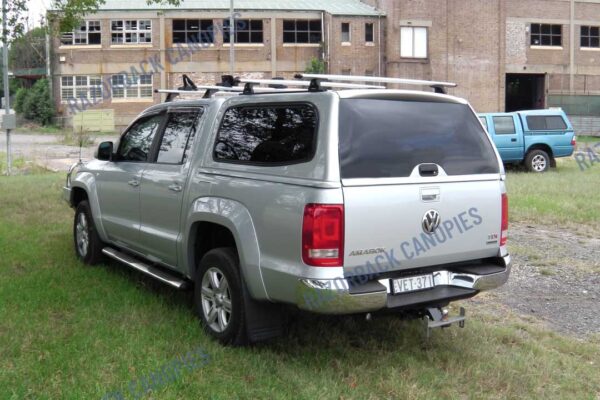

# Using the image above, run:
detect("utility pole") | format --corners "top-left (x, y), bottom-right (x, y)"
top-left (2, 0), bottom-right (12, 175)
top-left (229, 0), bottom-right (234, 75)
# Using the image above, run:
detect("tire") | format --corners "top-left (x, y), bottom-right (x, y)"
top-left (194, 248), bottom-right (247, 345)
top-left (525, 149), bottom-right (550, 173)
top-left (73, 200), bottom-right (105, 265)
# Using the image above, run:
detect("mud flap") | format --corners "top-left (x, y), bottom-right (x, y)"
top-left (242, 283), bottom-right (285, 343)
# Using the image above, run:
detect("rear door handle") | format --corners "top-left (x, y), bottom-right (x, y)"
top-left (511, 138), bottom-right (517, 142)
top-left (128, 179), bottom-right (140, 187)
top-left (168, 184), bottom-right (183, 192)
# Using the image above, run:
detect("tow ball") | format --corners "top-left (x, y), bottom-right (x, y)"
top-left (423, 307), bottom-right (466, 339)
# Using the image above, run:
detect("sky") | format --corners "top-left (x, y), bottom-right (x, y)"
top-left (25, 0), bottom-right (52, 28)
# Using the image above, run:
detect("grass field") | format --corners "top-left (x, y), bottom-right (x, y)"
top-left (1, 169), bottom-right (599, 399)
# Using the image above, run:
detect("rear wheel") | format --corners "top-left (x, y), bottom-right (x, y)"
top-left (195, 248), bottom-right (247, 345)
top-left (73, 201), bottom-right (104, 265)
top-left (525, 149), bottom-right (550, 173)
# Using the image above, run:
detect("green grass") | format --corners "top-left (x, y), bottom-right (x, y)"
top-left (576, 135), bottom-right (600, 144)
top-left (1, 173), bottom-right (599, 399)
top-left (506, 158), bottom-right (600, 231)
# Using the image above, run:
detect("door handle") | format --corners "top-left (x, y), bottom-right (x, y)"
top-left (511, 138), bottom-right (517, 142)
top-left (128, 179), bottom-right (140, 187)
top-left (168, 184), bottom-right (183, 192)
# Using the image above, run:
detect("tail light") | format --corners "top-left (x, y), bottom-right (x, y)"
top-left (302, 204), bottom-right (344, 267)
top-left (500, 193), bottom-right (508, 246)
top-left (571, 135), bottom-right (577, 146)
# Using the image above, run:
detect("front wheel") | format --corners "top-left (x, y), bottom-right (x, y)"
top-left (525, 149), bottom-right (550, 173)
top-left (194, 248), bottom-right (247, 345)
top-left (73, 200), bottom-right (105, 265)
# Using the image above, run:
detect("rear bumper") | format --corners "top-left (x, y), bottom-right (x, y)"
top-left (63, 186), bottom-right (72, 205)
top-left (297, 254), bottom-right (511, 314)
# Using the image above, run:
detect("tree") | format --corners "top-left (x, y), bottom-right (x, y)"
top-left (9, 27), bottom-right (46, 70)
top-left (2, 0), bottom-right (182, 39)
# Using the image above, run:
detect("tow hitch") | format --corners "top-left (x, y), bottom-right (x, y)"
top-left (423, 307), bottom-right (466, 339)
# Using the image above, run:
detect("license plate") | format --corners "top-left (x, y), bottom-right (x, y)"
top-left (391, 274), bottom-right (435, 294)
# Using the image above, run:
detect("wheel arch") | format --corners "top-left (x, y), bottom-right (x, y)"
top-left (184, 197), bottom-right (267, 301)
top-left (70, 172), bottom-right (109, 242)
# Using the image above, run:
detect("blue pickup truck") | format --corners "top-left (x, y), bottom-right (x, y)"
top-left (478, 109), bottom-right (576, 172)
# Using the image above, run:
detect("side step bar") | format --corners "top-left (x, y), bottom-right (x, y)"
top-left (102, 247), bottom-right (188, 289)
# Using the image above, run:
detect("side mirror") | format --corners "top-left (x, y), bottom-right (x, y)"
top-left (96, 141), bottom-right (113, 161)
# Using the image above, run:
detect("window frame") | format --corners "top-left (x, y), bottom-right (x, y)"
top-left (212, 102), bottom-right (320, 167)
top-left (60, 20), bottom-right (101, 46)
top-left (400, 26), bottom-right (428, 59)
top-left (60, 75), bottom-right (103, 102)
top-left (111, 19), bottom-right (152, 45)
top-left (365, 22), bottom-right (374, 43)
top-left (530, 23), bottom-right (562, 47)
top-left (223, 19), bottom-right (263, 44)
top-left (341, 22), bottom-right (351, 43)
top-left (172, 19), bottom-right (214, 44)
top-left (580, 25), bottom-right (600, 49)
top-left (155, 108), bottom-right (204, 165)
top-left (111, 74), bottom-right (153, 99)
top-left (115, 112), bottom-right (166, 163)
top-left (282, 19), bottom-right (322, 44)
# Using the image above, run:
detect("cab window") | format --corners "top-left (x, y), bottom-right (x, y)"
top-left (117, 114), bottom-right (163, 162)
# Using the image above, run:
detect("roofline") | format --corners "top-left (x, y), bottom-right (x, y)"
top-left (48, 6), bottom-right (384, 16)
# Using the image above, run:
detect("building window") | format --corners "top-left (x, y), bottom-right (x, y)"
top-left (341, 22), bottom-right (350, 42)
top-left (581, 26), bottom-right (600, 48)
top-left (400, 26), bottom-right (427, 58)
top-left (111, 74), bottom-right (153, 99)
top-left (111, 20), bottom-right (152, 44)
top-left (60, 21), bottom-right (101, 45)
top-left (61, 76), bottom-right (103, 101)
top-left (530, 24), bottom-right (562, 46)
top-left (223, 19), bottom-right (263, 43)
top-left (365, 23), bottom-right (374, 43)
top-left (172, 19), bottom-right (214, 44)
top-left (283, 20), bottom-right (322, 44)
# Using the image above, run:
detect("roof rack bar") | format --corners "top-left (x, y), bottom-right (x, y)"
top-left (238, 78), bottom-right (384, 89)
top-left (156, 87), bottom-right (243, 94)
top-left (295, 73), bottom-right (457, 88)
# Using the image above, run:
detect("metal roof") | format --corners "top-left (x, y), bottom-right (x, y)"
top-left (90, 0), bottom-right (384, 16)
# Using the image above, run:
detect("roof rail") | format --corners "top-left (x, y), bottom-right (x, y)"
top-left (294, 73), bottom-right (457, 94)
top-left (237, 78), bottom-right (384, 94)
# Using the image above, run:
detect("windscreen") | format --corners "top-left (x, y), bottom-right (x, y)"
top-left (339, 99), bottom-right (500, 178)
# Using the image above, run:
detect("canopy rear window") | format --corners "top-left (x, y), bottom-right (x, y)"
top-left (339, 99), bottom-right (500, 178)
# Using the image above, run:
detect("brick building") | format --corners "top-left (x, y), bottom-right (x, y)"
top-left (51, 0), bottom-right (600, 133)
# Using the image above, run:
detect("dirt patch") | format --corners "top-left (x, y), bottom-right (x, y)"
top-left (484, 223), bottom-right (600, 338)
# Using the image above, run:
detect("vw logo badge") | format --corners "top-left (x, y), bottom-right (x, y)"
top-left (422, 210), bottom-right (441, 234)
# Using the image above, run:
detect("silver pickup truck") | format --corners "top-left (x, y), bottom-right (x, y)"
top-left (64, 74), bottom-right (511, 345)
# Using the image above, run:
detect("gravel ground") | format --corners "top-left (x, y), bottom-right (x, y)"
top-left (480, 223), bottom-right (600, 338)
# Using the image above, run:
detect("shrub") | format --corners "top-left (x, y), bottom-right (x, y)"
top-left (20, 79), bottom-right (54, 125)
top-left (14, 87), bottom-right (28, 114)
top-left (305, 57), bottom-right (326, 74)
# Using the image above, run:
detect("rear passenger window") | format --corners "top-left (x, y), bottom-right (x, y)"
top-left (157, 109), bottom-right (203, 164)
top-left (526, 115), bottom-right (567, 130)
top-left (492, 116), bottom-right (516, 135)
top-left (214, 103), bottom-right (318, 164)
